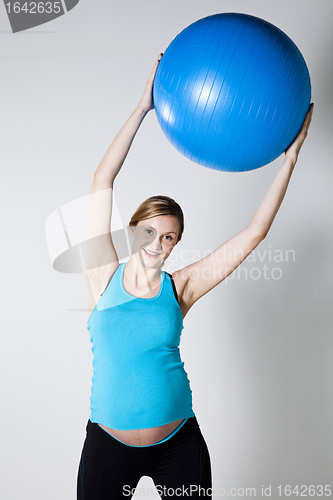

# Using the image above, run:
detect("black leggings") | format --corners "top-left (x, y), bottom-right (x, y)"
top-left (77, 417), bottom-right (212, 499)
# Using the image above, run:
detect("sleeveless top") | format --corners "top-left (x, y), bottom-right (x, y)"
top-left (87, 262), bottom-right (195, 430)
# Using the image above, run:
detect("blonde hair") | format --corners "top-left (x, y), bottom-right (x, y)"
top-left (129, 195), bottom-right (184, 243)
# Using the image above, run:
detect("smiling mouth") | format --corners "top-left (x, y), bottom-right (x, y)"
top-left (143, 248), bottom-right (161, 257)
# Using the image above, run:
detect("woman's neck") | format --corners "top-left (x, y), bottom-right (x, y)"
top-left (124, 256), bottom-right (162, 293)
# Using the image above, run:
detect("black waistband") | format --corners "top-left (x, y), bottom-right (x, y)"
top-left (86, 416), bottom-right (201, 453)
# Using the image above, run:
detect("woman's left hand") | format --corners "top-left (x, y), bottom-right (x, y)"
top-left (285, 102), bottom-right (314, 163)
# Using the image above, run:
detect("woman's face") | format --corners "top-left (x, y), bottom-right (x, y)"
top-left (130, 215), bottom-right (180, 267)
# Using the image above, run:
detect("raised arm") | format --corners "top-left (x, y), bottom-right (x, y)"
top-left (84, 54), bottom-right (163, 310)
top-left (176, 103), bottom-right (314, 312)
top-left (93, 53), bottom-right (163, 185)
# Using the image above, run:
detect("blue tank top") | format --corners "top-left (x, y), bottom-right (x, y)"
top-left (87, 262), bottom-right (195, 430)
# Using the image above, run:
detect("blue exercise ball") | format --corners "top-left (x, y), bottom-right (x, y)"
top-left (153, 13), bottom-right (311, 172)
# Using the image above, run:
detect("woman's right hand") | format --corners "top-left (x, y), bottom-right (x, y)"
top-left (138, 53), bottom-right (163, 113)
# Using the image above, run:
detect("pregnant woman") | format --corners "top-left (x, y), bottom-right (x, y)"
top-left (77, 54), bottom-right (313, 499)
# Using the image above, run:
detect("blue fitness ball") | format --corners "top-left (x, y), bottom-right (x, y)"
top-left (153, 13), bottom-right (311, 172)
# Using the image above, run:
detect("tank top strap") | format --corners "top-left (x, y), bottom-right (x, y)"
top-left (164, 271), bottom-right (179, 303)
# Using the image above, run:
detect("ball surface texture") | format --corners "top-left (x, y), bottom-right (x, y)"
top-left (153, 13), bottom-right (311, 172)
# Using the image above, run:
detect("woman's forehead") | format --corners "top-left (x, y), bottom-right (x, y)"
top-left (138, 215), bottom-right (178, 228)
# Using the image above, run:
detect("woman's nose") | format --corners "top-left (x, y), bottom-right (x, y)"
top-left (151, 237), bottom-right (162, 250)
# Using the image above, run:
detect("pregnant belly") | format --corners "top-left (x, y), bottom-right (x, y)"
top-left (98, 418), bottom-right (185, 446)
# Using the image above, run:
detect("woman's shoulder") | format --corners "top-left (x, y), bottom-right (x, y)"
top-left (165, 269), bottom-right (194, 319)
top-left (164, 269), bottom-right (189, 302)
top-left (86, 261), bottom-right (121, 312)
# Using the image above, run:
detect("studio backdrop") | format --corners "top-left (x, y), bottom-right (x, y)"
top-left (1, 1), bottom-right (332, 499)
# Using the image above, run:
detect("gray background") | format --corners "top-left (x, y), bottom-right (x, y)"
top-left (1, 0), bottom-right (332, 498)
